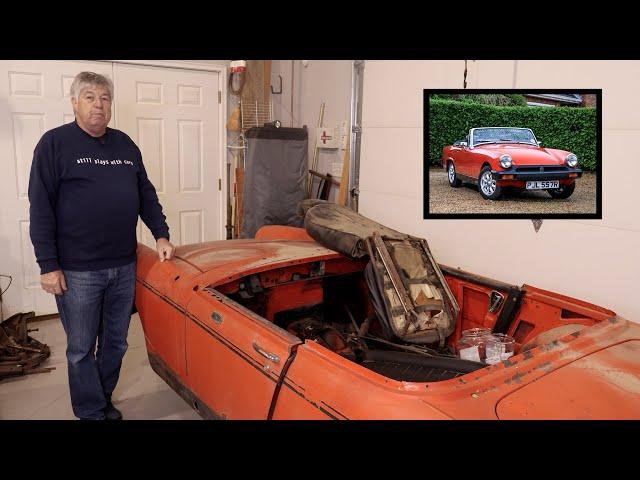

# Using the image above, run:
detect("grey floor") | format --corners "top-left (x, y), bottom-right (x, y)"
top-left (0, 313), bottom-right (201, 420)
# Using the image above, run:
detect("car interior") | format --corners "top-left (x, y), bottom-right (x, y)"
top-left (214, 254), bottom-right (606, 383)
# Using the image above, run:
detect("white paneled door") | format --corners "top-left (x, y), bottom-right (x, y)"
top-left (0, 61), bottom-right (114, 318)
top-left (0, 61), bottom-right (223, 317)
top-left (113, 63), bottom-right (222, 250)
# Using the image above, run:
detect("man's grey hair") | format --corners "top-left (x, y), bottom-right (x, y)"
top-left (70, 71), bottom-right (114, 100)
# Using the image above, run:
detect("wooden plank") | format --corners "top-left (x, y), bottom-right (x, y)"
top-left (234, 166), bottom-right (244, 238)
top-left (264, 60), bottom-right (272, 104)
top-left (241, 60), bottom-right (264, 103)
top-left (337, 139), bottom-right (350, 206)
top-left (310, 170), bottom-right (340, 186)
top-left (419, 239), bottom-right (460, 317)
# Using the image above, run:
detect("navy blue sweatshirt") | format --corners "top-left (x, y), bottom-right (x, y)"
top-left (28, 120), bottom-right (169, 274)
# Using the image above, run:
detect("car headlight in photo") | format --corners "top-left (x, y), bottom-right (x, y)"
top-left (499, 154), bottom-right (512, 169)
top-left (566, 153), bottom-right (578, 167)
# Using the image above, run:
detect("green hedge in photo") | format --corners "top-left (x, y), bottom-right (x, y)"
top-left (430, 93), bottom-right (528, 106)
top-left (428, 99), bottom-right (598, 171)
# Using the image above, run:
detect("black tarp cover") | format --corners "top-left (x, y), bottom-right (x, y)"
top-left (241, 126), bottom-right (308, 238)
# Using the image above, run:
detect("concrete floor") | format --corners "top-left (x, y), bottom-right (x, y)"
top-left (0, 313), bottom-right (201, 420)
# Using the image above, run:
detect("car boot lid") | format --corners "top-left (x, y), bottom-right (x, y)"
top-left (423, 316), bottom-right (640, 419)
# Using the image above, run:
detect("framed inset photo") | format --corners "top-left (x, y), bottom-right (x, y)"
top-left (423, 89), bottom-right (602, 219)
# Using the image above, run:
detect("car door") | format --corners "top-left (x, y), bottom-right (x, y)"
top-left (447, 143), bottom-right (462, 173)
top-left (455, 135), bottom-right (472, 176)
top-left (273, 341), bottom-right (453, 419)
top-left (440, 265), bottom-right (522, 339)
top-left (135, 255), bottom-right (201, 381)
top-left (183, 287), bottom-right (302, 419)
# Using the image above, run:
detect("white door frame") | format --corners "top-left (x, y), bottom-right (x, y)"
top-left (102, 59), bottom-right (228, 242)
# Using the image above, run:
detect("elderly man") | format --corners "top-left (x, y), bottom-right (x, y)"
top-left (28, 71), bottom-right (175, 420)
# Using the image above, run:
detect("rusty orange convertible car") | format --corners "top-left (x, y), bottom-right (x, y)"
top-left (135, 202), bottom-right (640, 419)
top-left (442, 127), bottom-right (582, 200)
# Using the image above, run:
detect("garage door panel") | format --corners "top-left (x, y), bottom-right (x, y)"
top-left (178, 120), bottom-right (203, 192)
top-left (136, 82), bottom-right (163, 105)
top-left (177, 85), bottom-right (202, 107)
top-left (179, 210), bottom-right (204, 246)
top-left (9, 72), bottom-right (43, 97)
top-left (137, 117), bottom-right (165, 194)
top-left (1, 61), bottom-right (222, 316)
top-left (1, 61), bottom-right (114, 316)
top-left (13, 112), bottom-right (45, 198)
top-left (61, 75), bottom-right (75, 99)
top-left (114, 63), bottom-right (221, 250)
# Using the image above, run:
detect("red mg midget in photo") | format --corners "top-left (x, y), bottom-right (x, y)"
top-left (441, 127), bottom-right (582, 200)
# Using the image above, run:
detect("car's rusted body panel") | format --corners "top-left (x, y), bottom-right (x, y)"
top-left (135, 227), bottom-right (640, 419)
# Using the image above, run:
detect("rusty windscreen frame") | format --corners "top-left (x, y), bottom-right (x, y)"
top-left (418, 238), bottom-right (460, 318)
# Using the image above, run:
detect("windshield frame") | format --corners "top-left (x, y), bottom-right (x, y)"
top-left (469, 127), bottom-right (539, 148)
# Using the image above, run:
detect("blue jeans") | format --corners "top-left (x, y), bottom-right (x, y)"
top-left (55, 261), bottom-right (136, 420)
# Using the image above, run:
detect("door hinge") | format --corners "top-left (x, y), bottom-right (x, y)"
top-left (218, 178), bottom-right (222, 191)
top-left (218, 91), bottom-right (222, 104)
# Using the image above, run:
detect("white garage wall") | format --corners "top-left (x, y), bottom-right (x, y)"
top-left (272, 60), bottom-right (353, 201)
top-left (358, 60), bottom-right (640, 322)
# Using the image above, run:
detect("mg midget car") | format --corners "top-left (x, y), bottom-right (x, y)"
top-left (441, 127), bottom-right (582, 200)
top-left (135, 202), bottom-right (640, 419)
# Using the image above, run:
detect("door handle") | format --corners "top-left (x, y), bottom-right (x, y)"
top-left (252, 342), bottom-right (280, 363)
top-left (489, 290), bottom-right (505, 313)
top-left (211, 311), bottom-right (223, 324)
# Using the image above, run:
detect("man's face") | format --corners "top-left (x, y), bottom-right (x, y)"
top-left (71, 84), bottom-right (112, 135)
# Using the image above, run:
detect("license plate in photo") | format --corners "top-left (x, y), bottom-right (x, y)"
top-left (526, 180), bottom-right (559, 190)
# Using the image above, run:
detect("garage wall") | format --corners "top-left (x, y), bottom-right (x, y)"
top-left (358, 60), bottom-right (640, 322)
top-left (272, 60), bottom-right (352, 201)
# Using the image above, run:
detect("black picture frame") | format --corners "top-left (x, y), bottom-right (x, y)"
top-left (423, 89), bottom-right (602, 220)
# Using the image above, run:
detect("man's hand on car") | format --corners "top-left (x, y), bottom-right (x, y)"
top-left (157, 237), bottom-right (176, 262)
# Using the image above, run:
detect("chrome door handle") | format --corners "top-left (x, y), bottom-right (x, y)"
top-left (252, 342), bottom-right (280, 363)
top-left (489, 290), bottom-right (505, 313)
top-left (211, 311), bottom-right (223, 324)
